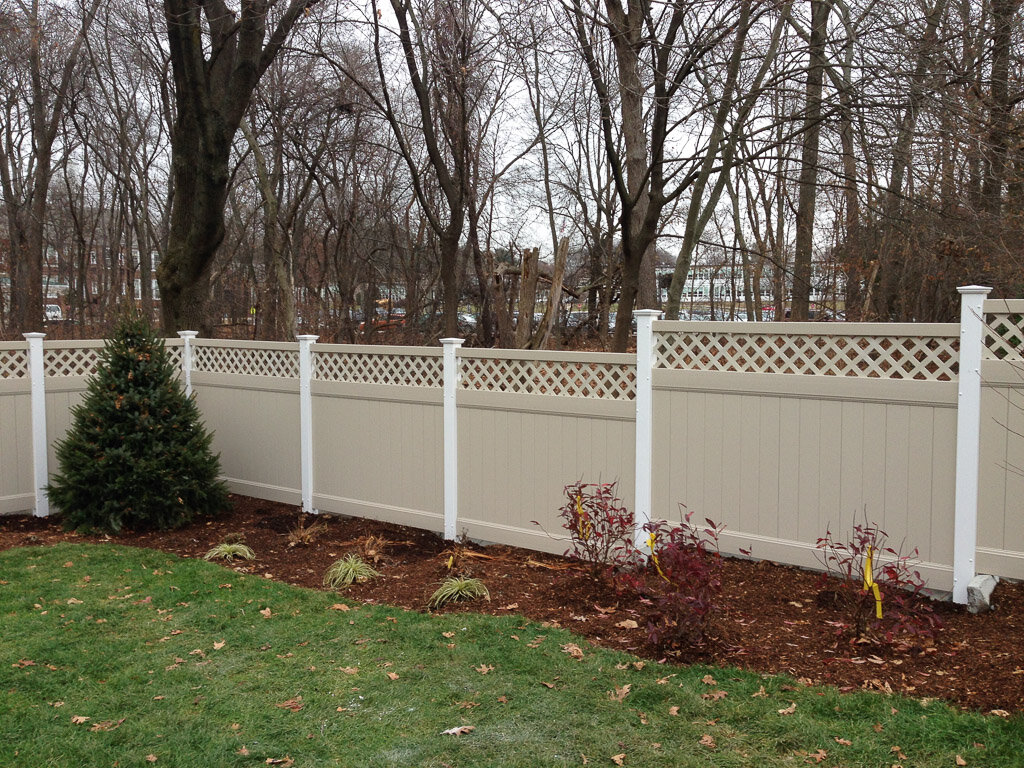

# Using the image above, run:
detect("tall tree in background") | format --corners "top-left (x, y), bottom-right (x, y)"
top-left (789, 0), bottom-right (831, 321)
top-left (158, 0), bottom-right (319, 334)
top-left (0, 0), bottom-right (99, 334)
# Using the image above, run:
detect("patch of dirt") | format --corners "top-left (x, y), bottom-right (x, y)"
top-left (2, 494), bottom-right (1021, 713)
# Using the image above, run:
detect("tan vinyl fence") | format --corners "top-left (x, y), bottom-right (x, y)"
top-left (2, 288), bottom-right (1023, 601)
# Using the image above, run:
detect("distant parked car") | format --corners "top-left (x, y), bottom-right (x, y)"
top-left (44, 304), bottom-right (63, 322)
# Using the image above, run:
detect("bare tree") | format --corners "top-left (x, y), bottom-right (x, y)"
top-left (157, 0), bottom-right (320, 334)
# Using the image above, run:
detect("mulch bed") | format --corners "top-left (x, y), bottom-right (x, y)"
top-left (2, 494), bottom-right (1022, 714)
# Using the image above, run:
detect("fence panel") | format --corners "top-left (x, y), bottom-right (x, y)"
top-left (310, 344), bottom-right (444, 529)
top-left (978, 299), bottom-right (1024, 579)
top-left (190, 340), bottom-right (302, 504)
top-left (651, 321), bottom-right (960, 588)
top-left (0, 343), bottom-right (33, 514)
top-left (456, 349), bottom-right (636, 553)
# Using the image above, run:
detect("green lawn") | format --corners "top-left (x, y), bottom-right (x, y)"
top-left (0, 542), bottom-right (1019, 767)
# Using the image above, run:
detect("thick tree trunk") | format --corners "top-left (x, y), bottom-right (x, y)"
top-left (790, 0), bottom-right (831, 322)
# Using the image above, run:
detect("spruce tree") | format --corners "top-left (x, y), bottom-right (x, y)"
top-left (48, 315), bottom-right (230, 532)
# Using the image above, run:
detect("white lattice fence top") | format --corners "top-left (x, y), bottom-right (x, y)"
top-left (192, 345), bottom-right (299, 378)
top-left (167, 345), bottom-right (182, 369)
top-left (44, 346), bottom-right (102, 377)
top-left (983, 301), bottom-right (1024, 360)
top-left (459, 356), bottom-right (636, 399)
top-left (654, 330), bottom-right (959, 380)
top-left (0, 348), bottom-right (28, 379)
top-left (315, 351), bottom-right (442, 387)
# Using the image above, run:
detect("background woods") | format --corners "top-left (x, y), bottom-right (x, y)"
top-left (0, 0), bottom-right (1022, 345)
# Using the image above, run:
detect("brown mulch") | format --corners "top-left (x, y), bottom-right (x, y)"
top-left (2, 494), bottom-right (1022, 714)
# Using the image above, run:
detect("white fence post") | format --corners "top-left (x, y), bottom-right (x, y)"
top-left (24, 333), bottom-right (49, 518)
top-left (633, 310), bottom-right (661, 551)
top-left (297, 334), bottom-right (319, 514)
top-left (177, 331), bottom-right (198, 397)
top-left (441, 337), bottom-right (464, 541)
top-left (953, 285), bottom-right (991, 604)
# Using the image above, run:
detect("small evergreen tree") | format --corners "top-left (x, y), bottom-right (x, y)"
top-left (48, 314), bottom-right (230, 532)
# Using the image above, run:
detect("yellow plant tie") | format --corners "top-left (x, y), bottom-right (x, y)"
top-left (863, 546), bottom-right (883, 619)
top-left (648, 532), bottom-right (668, 582)
top-left (576, 496), bottom-right (591, 541)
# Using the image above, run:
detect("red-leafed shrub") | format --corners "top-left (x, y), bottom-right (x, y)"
top-left (640, 513), bottom-right (724, 652)
top-left (815, 519), bottom-right (940, 644)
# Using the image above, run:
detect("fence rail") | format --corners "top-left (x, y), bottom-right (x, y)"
top-left (3, 286), bottom-right (1022, 604)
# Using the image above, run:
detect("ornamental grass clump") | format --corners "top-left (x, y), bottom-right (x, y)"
top-left (324, 554), bottom-right (380, 589)
top-left (47, 314), bottom-right (229, 533)
top-left (427, 576), bottom-right (490, 609)
top-left (203, 542), bottom-right (256, 561)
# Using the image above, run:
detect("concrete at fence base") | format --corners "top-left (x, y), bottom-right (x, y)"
top-left (967, 574), bottom-right (999, 614)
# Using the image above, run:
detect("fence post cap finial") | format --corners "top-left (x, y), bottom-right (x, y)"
top-left (957, 285), bottom-right (993, 295)
top-left (440, 338), bottom-right (465, 346)
top-left (296, 334), bottom-right (319, 342)
top-left (633, 309), bottom-right (663, 317)
top-left (177, 330), bottom-right (198, 338)
top-left (23, 332), bottom-right (46, 340)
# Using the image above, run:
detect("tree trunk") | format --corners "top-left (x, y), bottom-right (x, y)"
top-left (790, 0), bottom-right (831, 321)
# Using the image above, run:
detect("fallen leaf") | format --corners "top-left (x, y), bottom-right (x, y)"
top-left (956, 756), bottom-right (967, 766)
top-left (442, 632), bottom-right (455, 638)
top-left (441, 725), bottom-right (475, 736)
top-left (752, 686), bottom-right (767, 698)
top-left (67, 598), bottom-right (83, 605)
top-left (778, 702), bottom-right (797, 715)
top-left (457, 701), bottom-right (479, 710)
top-left (475, 664), bottom-right (494, 675)
top-left (12, 659), bottom-right (35, 668)
top-left (989, 709), bottom-right (1011, 718)
top-left (891, 746), bottom-right (907, 760)
top-left (668, 706), bottom-right (680, 716)
top-left (50, 701), bottom-right (64, 707)
top-left (701, 690), bottom-right (727, 701)
top-left (145, 755), bottom-right (158, 763)
top-left (386, 672), bottom-right (400, 681)
top-left (615, 619), bottom-right (638, 629)
top-left (873, 723), bottom-right (883, 732)
top-left (594, 604), bottom-right (616, 614)
top-left (609, 684), bottom-right (631, 702)
top-left (561, 643), bottom-right (584, 660)
top-left (805, 748), bottom-right (827, 763)
top-left (264, 758), bottom-right (294, 767)
top-left (834, 737), bottom-right (852, 746)
top-left (152, 695), bottom-right (165, 701)
top-left (90, 718), bottom-right (126, 732)
top-left (329, 603), bottom-right (350, 611)
top-left (656, 675), bottom-right (676, 684)
top-left (275, 697), bottom-right (304, 712)
top-left (260, 607), bottom-right (272, 618)
top-left (237, 747), bottom-right (250, 756)
top-left (701, 674), bottom-right (717, 685)
top-left (699, 734), bottom-right (716, 749)
top-left (541, 681), bottom-right (556, 689)
top-left (611, 754), bottom-right (626, 765)
top-left (338, 666), bottom-right (358, 675)
top-left (71, 715), bottom-right (90, 724)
